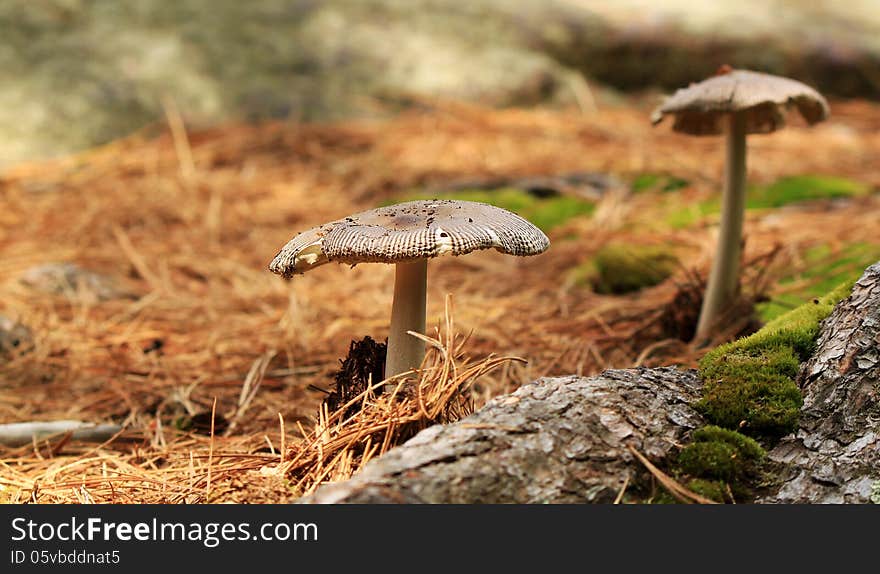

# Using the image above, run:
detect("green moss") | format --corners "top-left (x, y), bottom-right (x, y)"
top-left (588, 243), bottom-right (679, 294)
top-left (679, 441), bottom-right (741, 481)
top-left (696, 372), bottom-right (802, 435)
top-left (664, 199), bottom-right (718, 229)
top-left (678, 427), bottom-right (765, 483)
top-left (757, 242), bottom-right (880, 321)
top-left (631, 173), bottom-right (689, 194)
top-left (746, 175), bottom-right (870, 209)
top-left (696, 281), bottom-right (854, 439)
top-left (645, 426), bottom-right (766, 504)
top-left (670, 425), bottom-right (766, 502)
top-left (690, 426), bottom-right (766, 460)
top-left (663, 175), bottom-right (869, 230)
top-left (686, 479), bottom-right (729, 503)
top-left (660, 280), bottom-right (855, 502)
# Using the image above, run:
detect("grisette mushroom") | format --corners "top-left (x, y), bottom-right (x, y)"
top-left (651, 67), bottom-right (829, 342)
top-left (269, 199), bottom-right (549, 378)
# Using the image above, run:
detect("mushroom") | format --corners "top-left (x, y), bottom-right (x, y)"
top-left (269, 199), bottom-right (549, 378)
top-left (651, 67), bottom-right (829, 342)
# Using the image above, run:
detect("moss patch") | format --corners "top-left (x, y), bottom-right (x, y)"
top-left (675, 426), bottom-right (765, 502)
top-left (685, 478), bottom-right (729, 503)
top-left (757, 242), bottom-right (880, 322)
top-left (586, 243), bottom-right (679, 294)
top-left (631, 173), bottom-right (689, 194)
top-left (647, 426), bottom-right (766, 504)
top-left (696, 281), bottom-right (854, 439)
top-left (400, 188), bottom-right (595, 232)
top-left (663, 175), bottom-right (870, 229)
top-left (746, 175), bottom-right (870, 209)
top-left (678, 426), bottom-right (765, 480)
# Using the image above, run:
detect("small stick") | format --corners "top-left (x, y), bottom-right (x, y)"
top-left (161, 95), bottom-right (196, 182)
top-left (0, 421), bottom-right (123, 447)
top-left (613, 475), bottom-right (630, 505)
top-left (112, 225), bottom-right (161, 288)
top-left (628, 445), bottom-right (716, 504)
top-left (206, 397), bottom-right (217, 502)
top-left (278, 413), bottom-right (286, 466)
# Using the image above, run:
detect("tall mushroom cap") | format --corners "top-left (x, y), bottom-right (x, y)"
top-left (269, 199), bottom-right (550, 278)
top-left (651, 69), bottom-right (830, 136)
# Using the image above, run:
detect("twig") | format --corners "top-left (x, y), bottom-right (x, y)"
top-left (224, 351), bottom-right (276, 436)
top-left (613, 475), bottom-right (630, 504)
top-left (278, 413), bottom-right (286, 466)
top-left (628, 445), bottom-right (717, 504)
top-left (112, 225), bottom-right (162, 288)
top-left (0, 421), bottom-right (124, 447)
top-left (161, 95), bottom-right (196, 182)
top-left (206, 397), bottom-right (217, 502)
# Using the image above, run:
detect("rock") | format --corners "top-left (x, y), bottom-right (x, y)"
top-left (300, 367), bottom-right (704, 504)
top-left (0, 0), bottom-right (577, 167)
top-left (19, 262), bottom-right (132, 302)
top-left (539, 0), bottom-right (880, 99)
top-left (0, 316), bottom-right (33, 359)
top-left (760, 261), bottom-right (880, 503)
top-left (4, 1), bottom-right (880, 166)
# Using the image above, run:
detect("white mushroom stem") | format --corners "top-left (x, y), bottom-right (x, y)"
top-left (385, 259), bottom-right (428, 379)
top-left (696, 110), bottom-right (747, 342)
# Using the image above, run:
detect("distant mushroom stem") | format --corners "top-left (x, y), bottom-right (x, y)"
top-left (385, 259), bottom-right (428, 379)
top-left (696, 110), bottom-right (747, 342)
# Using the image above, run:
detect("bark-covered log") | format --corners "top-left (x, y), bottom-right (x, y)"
top-left (761, 262), bottom-right (880, 503)
top-left (302, 262), bottom-right (880, 504)
top-left (301, 367), bottom-right (704, 504)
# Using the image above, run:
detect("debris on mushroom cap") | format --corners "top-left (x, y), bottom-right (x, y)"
top-left (268, 199), bottom-right (550, 278)
top-left (651, 69), bottom-right (830, 136)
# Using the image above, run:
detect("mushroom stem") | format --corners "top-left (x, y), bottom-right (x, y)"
top-left (695, 110), bottom-right (747, 342)
top-left (385, 259), bottom-right (428, 379)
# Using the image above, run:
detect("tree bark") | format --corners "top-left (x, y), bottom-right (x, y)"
top-left (300, 367), bottom-right (704, 504)
top-left (760, 262), bottom-right (880, 503)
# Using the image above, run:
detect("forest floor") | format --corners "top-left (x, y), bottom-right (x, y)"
top-left (1, 96), bottom-right (879, 503)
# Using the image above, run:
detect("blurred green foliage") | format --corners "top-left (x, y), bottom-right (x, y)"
top-left (631, 173), bottom-right (689, 194)
top-left (758, 242), bottom-right (880, 321)
top-left (587, 243), bottom-right (679, 294)
top-left (664, 175), bottom-right (872, 229)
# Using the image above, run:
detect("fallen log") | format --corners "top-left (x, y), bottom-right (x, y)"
top-left (761, 262), bottom-right (880, 503)
top-left (302, 262), bottom-right (880, 504)
top-left (300, 367), bottom-right (704, 503)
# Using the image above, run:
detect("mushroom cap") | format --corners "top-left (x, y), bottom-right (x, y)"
top-left (269, 199), bottom-right (550, 277)
top-left (651, 69), bottom-right (829, 136)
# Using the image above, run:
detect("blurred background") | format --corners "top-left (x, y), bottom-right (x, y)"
top-left (3, 0), bottom-right (879, 166)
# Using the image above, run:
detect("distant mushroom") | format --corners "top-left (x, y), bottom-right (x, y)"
top-left (651, 67), bottom-right (829, 342)
top-left (269, 199), bottom-right (549, 378)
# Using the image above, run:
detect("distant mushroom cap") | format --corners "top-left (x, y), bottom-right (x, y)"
top-left (269, 199), bottom-right (550, 278)
top-left (651, 69), bottom-right (829, 136)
